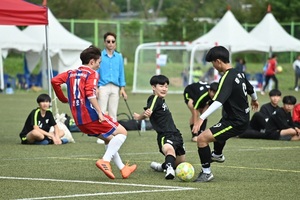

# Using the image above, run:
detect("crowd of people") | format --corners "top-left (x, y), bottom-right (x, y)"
top-left (19, 32), bottom-right (300, 183)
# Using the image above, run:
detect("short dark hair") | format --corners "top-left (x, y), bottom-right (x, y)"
top-left (80, 45), bottom-right (101, 65)
top-left (37, 93), bottom-right (51, 103)
top-left (209, 82), bottom-right (219, 92)
top-left (282, 95), bottom-right (297, 105)
top-left (103, 32), bottom-right (116, 41)
top-left (269, 89), bottom-right (281, 97)
top-left (150, 75), bottom-right (169, 86)
top-left (205, 46), bottom-right (230, 63)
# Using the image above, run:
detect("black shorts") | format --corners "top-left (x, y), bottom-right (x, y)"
top-left (20, 135), bottom-right (52, 145)
top-left (183, 90), bottom-right (190, 105)
top-left (210, 119), bottom-right (248, 142)
top-left (157, 133), bottom-right (186, 156)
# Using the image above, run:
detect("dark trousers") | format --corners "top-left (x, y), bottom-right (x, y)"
top-left (263, 75), bottom-right (278, 91)
top-left (294, 72), bottom-right (300, 88)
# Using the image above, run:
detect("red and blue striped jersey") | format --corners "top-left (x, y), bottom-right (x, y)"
top-left (52, 66), bottom-right (99, 125)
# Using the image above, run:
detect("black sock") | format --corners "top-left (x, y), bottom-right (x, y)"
top-left (213, 141), bottom-right (226, 155)
top-left (198, 119), bottom-right (207, 134)
top-left (198, 145), bottom-right (211, 169)
top-left (190, 124), bottom-right (197, 137)
top-left (162, 155), bottom-right (176, 169)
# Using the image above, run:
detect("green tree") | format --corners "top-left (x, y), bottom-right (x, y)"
top-left (27, 0), bottom-right (120, 19)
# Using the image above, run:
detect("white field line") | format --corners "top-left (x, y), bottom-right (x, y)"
top-left (0, 176), bottom-right (198, 200)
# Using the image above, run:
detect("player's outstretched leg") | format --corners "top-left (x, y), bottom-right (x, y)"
top-left (150, 162), bottom-right (164, 172)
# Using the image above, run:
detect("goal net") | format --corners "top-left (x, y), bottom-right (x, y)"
top-left (132, 41), bottom-right (215, 94)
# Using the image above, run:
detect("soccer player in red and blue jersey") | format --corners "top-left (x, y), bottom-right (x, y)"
top-left (51, 45), bottom-right (136, 180)
top-left (192, 46), bottom-right (259, 182)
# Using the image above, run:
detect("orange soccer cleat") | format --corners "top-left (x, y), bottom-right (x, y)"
top-left (96, 159), bottom-right (115, 179)
top-left (120, 163), bottom-right (137, 179)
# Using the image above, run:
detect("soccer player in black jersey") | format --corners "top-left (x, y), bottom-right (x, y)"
top-left (192, 46), bottom-right (259, 182)
top-left (183, 81), bottom-right (218, 142)
top-left (134, 75), bottom-right (186, 180)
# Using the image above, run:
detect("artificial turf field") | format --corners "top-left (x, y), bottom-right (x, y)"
top-left (0, 91), bottom-right (299, 200)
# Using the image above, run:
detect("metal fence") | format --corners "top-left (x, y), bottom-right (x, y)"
top-left (59, 19), bottom-right (300, 63)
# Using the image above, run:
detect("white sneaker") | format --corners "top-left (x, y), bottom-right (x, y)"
top-left (211, 151), bottom-right (225, 163)
top-left (96, 138), bottom-right (105, 144)
top-left (295, 87), bottom-right (299, 92)
top-left (165, 164), bottom-right (175, 180)
top-left (150, 162), bottom-right (163, 172)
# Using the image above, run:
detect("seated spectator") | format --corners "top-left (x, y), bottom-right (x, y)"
top-left (292, 103), bottom-right (300, 127)
top-left (239, 89), bottom-right (281, 139)
top-left (19, 93), bottom-right (66, 145)
top-left (264, 95), bottom-right (300, 141)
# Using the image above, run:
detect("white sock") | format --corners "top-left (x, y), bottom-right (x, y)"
top-left (105, 145), bottom-right (125, 170)
top-left (202, 167), bottom-right (211, 174)
top-left (102, 134), bottom-right (126, 162)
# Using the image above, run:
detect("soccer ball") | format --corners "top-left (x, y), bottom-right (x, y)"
top-left (277, 66), bottom-right (283, 73)
top-left (175, 162), bottom-right (195, 181)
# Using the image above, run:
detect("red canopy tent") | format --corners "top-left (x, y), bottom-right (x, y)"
top-left (0, 0), bottom-right (50, 94)
top-left (0, 0), bottom-right (48, 25)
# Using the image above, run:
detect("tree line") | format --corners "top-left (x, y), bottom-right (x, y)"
top-left (27, 0), bottom-right (300, 41)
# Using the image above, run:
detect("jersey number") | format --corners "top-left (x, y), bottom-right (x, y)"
top-left (73, 77), bottom-right (81, 106)
top-left (242, 82), bottom-right (247, 96)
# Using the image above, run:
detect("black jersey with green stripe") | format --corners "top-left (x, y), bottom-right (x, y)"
top-left (213, 69), bottom-right (254, 125)
top-left (147, 95), bottom-right (180, 135)
top-left (19, 108), bottom-right (56, 137)
top-left (183, 81), bottom-right (210, 109)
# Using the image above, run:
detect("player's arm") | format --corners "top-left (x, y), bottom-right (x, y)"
top-left (133, 110), bottom-right (150, 121)
top-left (89, 97), bottom-right (104, 122)
top-left (32, 125), bottom-right (56, 140)
top-left (86, 72), bottom-right (104, 122)
top-left (52, 124), bottom-right (62, 145)
top-left (192, 101), bottom-right (222, 134)
top-left (49, 113), bottom-right (62, 144)
top-left (134, 96), bottom-right (156, 120)
top-left (51, 73), bottom-right (68, 103)
top-left (249, 87), bottom-right (259, 111)
top-left (244, 77), bottom-right (259, 111)
top-left (187, 99), bottom-right (199, 124)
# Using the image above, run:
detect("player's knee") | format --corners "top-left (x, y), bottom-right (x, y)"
top-left (116, 124), bottom-right (127, 136)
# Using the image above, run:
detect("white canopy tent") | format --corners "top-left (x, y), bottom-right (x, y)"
top-left (191, 10), bottom-right (269, 53)
top-left (249, 12), bottom-right (300, 53)
top-left (23, 9), bottom-right (92, 89)
top-left (189, 10), bottom-right (269, 84)
top-left (0, 25), bottom-right (43, 90)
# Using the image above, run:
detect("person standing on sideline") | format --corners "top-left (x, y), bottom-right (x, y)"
top-left (183, 81), bottom-right (218, 142)
top-left (192, 46), bottom-right (259, 182)
top-left (51, 45), bottom-right (137, 180)
top-left (133, 75), bottom-right (186, 180)
top-left (292, 55), bottom-right (300, 91)
top-left (261, 54), bottom-right (278, 95)
top-left (19, 93), bottom-right (65, 145)
top-left (97, 32), bottom-right (127, 119)
top-left (96, 32), bottom-right (127, 144)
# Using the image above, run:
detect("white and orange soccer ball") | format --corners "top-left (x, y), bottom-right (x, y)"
top-left (175, 162), bottom-right (195, 181)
